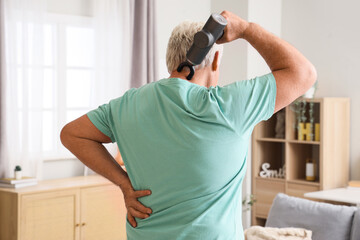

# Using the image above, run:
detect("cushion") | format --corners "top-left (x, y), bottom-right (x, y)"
top-left (350, 209), bottom-right (360, 240)
top-left (265, 193), bottom-right (357, 240)
top-left (245, 226), bottom-right (312, 240)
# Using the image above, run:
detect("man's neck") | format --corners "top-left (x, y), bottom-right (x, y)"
top-left (169, 67), bottom-right (217, 88)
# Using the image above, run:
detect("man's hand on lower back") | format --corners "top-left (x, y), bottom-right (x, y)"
top-left (119, 176), bottom-right (152, 228)
top-left (61, 116), bottom-right (153, 228)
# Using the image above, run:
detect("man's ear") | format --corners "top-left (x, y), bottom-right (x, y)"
top-left (212, 51), bottom-right (219, 71)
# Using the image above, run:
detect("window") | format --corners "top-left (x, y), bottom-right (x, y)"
top-left (15, 13), bottom-right (96, 160)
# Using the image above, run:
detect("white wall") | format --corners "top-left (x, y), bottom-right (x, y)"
top-left (211, 0), bottom-right (249, 86)
top-left (247, 0), bottom-right (282, 77)
top-left (281, 0), bottom-right (360, 180)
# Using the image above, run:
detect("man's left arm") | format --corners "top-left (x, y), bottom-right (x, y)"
top-left (60, 115), bottom-right (152, 228)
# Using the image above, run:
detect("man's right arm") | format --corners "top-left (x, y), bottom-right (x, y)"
top-left (218, 11), bottom-right (317, 113)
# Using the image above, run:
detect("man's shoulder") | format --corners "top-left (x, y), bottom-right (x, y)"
top-left (110, 79), bottom-right (167, 105)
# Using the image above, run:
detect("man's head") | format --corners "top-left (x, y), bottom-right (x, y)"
top-left (166, 21), bottom-right (223, 76)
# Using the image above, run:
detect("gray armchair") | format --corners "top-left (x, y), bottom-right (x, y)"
top-left (265, 193), bottom-right (360, 240)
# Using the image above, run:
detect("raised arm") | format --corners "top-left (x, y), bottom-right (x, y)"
top-left (217, 11), bottom-right (317, 113)
top-left (60, 115), bottom-right (152, 227)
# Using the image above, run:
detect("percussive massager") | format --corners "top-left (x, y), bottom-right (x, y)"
top-left (177, 13), bottom-right (227, 80)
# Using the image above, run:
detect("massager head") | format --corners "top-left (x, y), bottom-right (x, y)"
top-left (187, 13), bottom-right (227, 65)
top-left (177, 13), bottom-right (227, 80)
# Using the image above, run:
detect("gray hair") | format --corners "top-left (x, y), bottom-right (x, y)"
top-left (166, 21), bottom-right (223, 74)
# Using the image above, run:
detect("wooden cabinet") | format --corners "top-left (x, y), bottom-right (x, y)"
top-left (251, 98), bottom-right (350, 225)
top-left (0, 175), bottom-right (127, 240)
top-left (80, 185), bottom-right (126, 240)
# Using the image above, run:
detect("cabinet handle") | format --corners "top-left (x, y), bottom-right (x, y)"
top-left (81, 223), bottom-right (86, 226)
top-left (75, 223), bottom-right (80, 227)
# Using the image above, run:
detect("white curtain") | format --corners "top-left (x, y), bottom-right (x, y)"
top-left (92, 0), bottom-right (131, 103)
top-left (0, 0), bottom-right (4, 177)
top-left (1, 0), bottom-right (48, 179)
top-left (0, 0), bottom-right (133, 179)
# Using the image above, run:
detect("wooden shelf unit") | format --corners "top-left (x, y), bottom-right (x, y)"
top-left (251, 98), bottom-right (350, 225)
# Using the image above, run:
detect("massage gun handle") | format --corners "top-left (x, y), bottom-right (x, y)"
top-left (186, 13), bottom-right (227, 66)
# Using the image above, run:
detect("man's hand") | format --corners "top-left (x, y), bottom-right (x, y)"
top-left (217, 10), bottom-right (250, 44)
top-left (119, 175), bottom-right (152, 228)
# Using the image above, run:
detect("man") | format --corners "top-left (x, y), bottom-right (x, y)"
top-left (61, 11), bottom-right (316, 239)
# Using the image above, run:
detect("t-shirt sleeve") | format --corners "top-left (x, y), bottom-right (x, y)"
top-left (219, 73), bottom-right (277, 133)
top-left (87, 103), bottom-right (116, 142)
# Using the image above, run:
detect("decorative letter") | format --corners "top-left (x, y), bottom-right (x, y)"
top-left (260, 163), bottom-right (270, 178)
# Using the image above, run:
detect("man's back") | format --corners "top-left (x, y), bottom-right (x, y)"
top-left (61, 10), bottom-right (316, 240)
top-left (87, 75), bottom-right (276, 239)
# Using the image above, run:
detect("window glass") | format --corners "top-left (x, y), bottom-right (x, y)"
top-left (66, 109), bottom-right (88, 123)
top-left (44, 24), bottom-right (54, 66)
top-left (66, 26), bottom-right (94, 67)
top-left (42, 111), bottom-right (53, 152)
top-left (66, 69), bottom-right (92, 108)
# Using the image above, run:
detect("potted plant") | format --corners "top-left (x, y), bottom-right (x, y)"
top-left (290, 81), bottom-right (318, 140)
top-left (242, 194), bottom-right (256, 212)
top-left (14, 165), bottom-right (22, 180)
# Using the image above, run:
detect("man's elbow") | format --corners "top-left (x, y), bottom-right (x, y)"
top-left (297, 63), bottom-right (317, 93)
top-left (60, 124), bottom-right (73, 148)
top-left (307, 63), bottom-right (317, 87)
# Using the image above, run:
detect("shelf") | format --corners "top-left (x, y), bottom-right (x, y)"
top-left (254, 216), bottom-right (267, 226)
top-left (288, 140), bottom-right (320, 145)
top-left (288, 179), bottom-right (320, 187)
top-left (254, 142), bottom-right (285, 178)
top-left (297, 98), bottom-right (322, 103)
top-left (252, 98), bottom-right (350, 225)
top-left (255, 109), bottom-right (285, 139)
top-left (255, 176), bottom-right (285, 183)
top-left (287, 144), bottom-right (320, 181)
top-left (257, 138), bottom-right (286, 143)
top-left (288, 101), bottom-right (321, 141)
top-left (257, 139), bottom-right (321, 144)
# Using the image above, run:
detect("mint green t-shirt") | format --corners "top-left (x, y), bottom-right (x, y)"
top-left (87, 73), bottom-right (276, 240)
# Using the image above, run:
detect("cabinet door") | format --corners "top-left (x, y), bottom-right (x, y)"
top-left (254, 178), bottom-right (285, 218)
top-left (20, 189), bottom-right (80, 240)
top-left (80, 185), bottom-right (126, 240)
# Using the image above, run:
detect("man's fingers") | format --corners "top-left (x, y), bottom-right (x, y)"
top-left (127, 213), bottom-right (137, 228)
top-left (129, 207), bottom-right (150, 219)
top-left (133, 201), bottom-right (152, 214)
top-left (134, 189), bottom-right (151, 198)
top-left (216, 32), bottom-right (228, 44)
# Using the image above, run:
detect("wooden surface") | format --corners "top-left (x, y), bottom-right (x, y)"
top-left (251, 98), bottom-right (350, 225)
top-left (0, 175), bottom-right (113, 194)
top-left (0, 175), bottom-right (127, 240)
top-left (304, 187), bottom-right (360, 207)
top-left (0, 191), bottom-right (18, 240)
top-left (286, 182), bottom-right (319, 199)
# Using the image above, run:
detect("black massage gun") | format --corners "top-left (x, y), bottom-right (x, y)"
top-left (177, 13), bottom-right (227, 80)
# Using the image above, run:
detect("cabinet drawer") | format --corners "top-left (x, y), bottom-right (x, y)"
top-left (286, 182), bottom-right (319, 199)
top-left (254, 178), bottom-right (285, 218)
